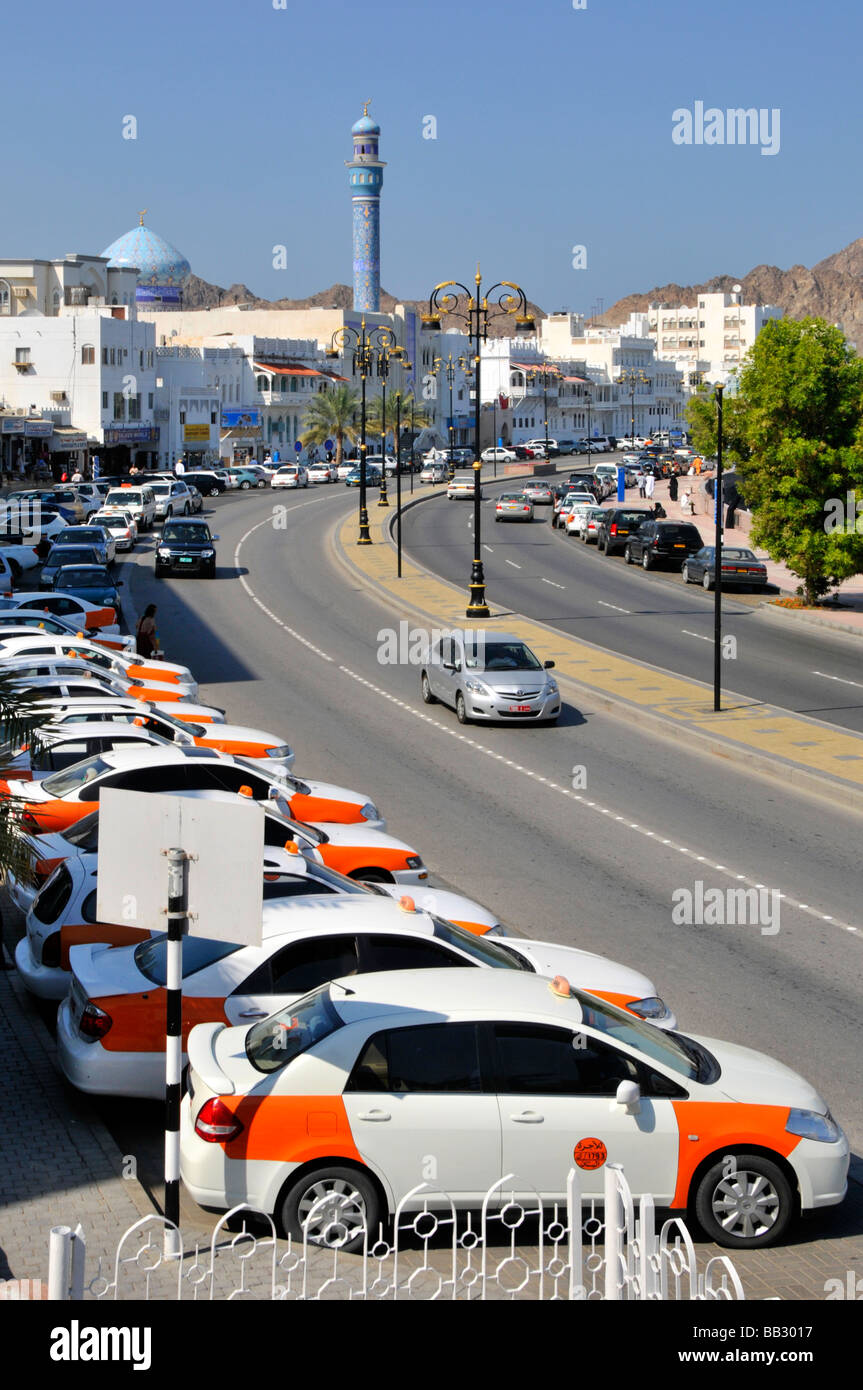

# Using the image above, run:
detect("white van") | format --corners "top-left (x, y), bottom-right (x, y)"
top-left (101, 485), bottom-right (156, 531)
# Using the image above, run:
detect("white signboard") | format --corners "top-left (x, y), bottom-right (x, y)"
top-left (96, 789), bottom-right (264, 947)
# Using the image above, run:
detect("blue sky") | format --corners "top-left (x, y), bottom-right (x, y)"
top-left (4, 0), bottom-right (860, 315)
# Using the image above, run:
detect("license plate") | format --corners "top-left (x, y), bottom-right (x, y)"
top-left (510, 704), bottom-right (532, 712)
top-left (179, 557), bottom-right (194, 564)
top-left (673, 544), bottom-right (685, 548)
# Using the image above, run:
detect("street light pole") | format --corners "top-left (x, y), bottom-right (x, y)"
top-left (423, 267), bottom-right (535, 617)
top-left (378, 361), bottom-right (389, 507)
top-left (395, 388), bottom-right (403, 577)
top-left (327, 317), bottom-right (399, 544)
top-left (713, 383), bottom-right (724, 712)
top-left (586, 391), bottom-right (592, 470)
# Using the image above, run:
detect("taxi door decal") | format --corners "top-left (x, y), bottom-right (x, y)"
top-left (670, 1101), bottom-right (799, 1209)
top-left (290, 795), bottom-right (363, 825)
top-left (220, 1094), bottom-right (364, 1166)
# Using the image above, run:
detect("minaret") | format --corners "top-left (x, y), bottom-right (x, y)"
top-left (346, 101), bottom-right (385, 313)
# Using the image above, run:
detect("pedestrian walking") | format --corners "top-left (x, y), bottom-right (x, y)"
top-left (638, 473), bottom-right (646, 498)
top-left (680, 488), bottom-right (692, 515)
top-left (92, 455), bottom-right (100, 481)
top-left (135, 604), bottom-right (158, 658)
top-left (668, 474), bottom-right (678, 502)
top-left (174, 456), bottom-right (185, 476)
top-left (644, 472), bottom-right (655, 500)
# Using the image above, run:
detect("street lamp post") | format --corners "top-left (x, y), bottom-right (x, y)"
top-left (326, 318), bottom-right (400, 544)
top-left (713, 383), bottom-right (724, 712)
top-left (423, 268), bottom-right (535, 617)
top-left (616, 368), bottom-right (649, 449)
top-left (585, 390), bottom-right (593, 469)
top-left (432, 353), bottom-right (465, 482)
top-left (526, 364), bottom-right (559, 461)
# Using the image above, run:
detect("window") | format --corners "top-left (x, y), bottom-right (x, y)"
top-left (290, 377), bottom-right (298, 392)
top-left (81, 344), bottom-right (95, 365)
top-left (33, 865), bottom-right (74, 925)
top-left (102, 392), bottom-right (108, 410)
top-left (346, 1023), bottom-right (483, 1093)
top-left (134, 934), bottom-right (240, 986)
top-left (491, 1023), bottom-right (640, 1096)
top-left (210, 411), bottom-right (216, 424)
top-left (52, 289), bottom-right (62, 313)
top-left (0, 281), bottom-right (10, 315)
top-left (113, 392), bottom-right (125, 420)
top-left (102, 348), bottom-right (108, 365)
top-left (179, 411), bottom-right (186, 425)
top-left (246, 984), bottom-right (345, 1074)
top-left (358, 934), bottom-right (467, 973)
top-left (256, 375), bottom-right (268, 392)
top-left (128, 394), bottom-right (141, 421)
top-left (148, 393), bottom-right (154, 409)
top-left (139, 351), bottom-right (144, 368)
top-left (15, 348), bottom-right (30, 364)
top-left (110, 348), bottom-right (116, 365)
top-left (241, 935), bottom-right (360, 997)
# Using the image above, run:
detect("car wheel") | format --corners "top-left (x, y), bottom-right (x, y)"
top-left (209, 487), bottom-right (219, 497)
top-left (421, 671), bottom-right (437, 704)
top-left (241, 480), bottom-right (251, 490)
top-left (455, 692), bottom-right (468, 724)
top-left (624, 546), bottom-right (633, 565)
top-left (278, 1165), bottom-right (382, 1252)
top-left (642, 551), bottom-right (652, 570)
top-left (257, 480), bottom-right (267, 488)
top-left (694, 1153), bottom-right (794, 1250)
top-left (682, 564), bottom-right (691, 584)
top-left (183, 503), bottom-right (190, 516)
top-left (702, 570), bottom-right (713, 590)
top-left (165, 507), bottom-right (172, 520)
top-left (350, 868), bottom-right (393, 884)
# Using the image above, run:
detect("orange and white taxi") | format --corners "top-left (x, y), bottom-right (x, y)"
top-left (57, 897), bottom-right (674, 1100)
top-left (2, 746), bottom-right (383, 836)
top-left (0, 633), bottom-right (197, 693)
top-left (179, 970), bottom-right (849, 1252)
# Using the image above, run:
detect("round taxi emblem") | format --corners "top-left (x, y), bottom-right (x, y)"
top-left (573, 1138), bottom-right (607, 1170)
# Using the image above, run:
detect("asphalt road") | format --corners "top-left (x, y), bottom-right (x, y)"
top-left (402, 474), bottom-right (863, 735)
top-left (96, 479), bottom-right (863, 1220)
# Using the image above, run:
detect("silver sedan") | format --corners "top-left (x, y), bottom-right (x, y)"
top-left (421, 630), bottom-right (560, 726)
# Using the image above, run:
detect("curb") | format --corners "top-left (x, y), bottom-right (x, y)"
top-left (756, 601), bottom-right (863, 643)
top-left (330, 489), bottom-right (863, 816)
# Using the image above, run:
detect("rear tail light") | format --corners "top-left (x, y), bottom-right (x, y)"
top-left (195, 1098), bottom-right (244, 1143)
top-left (35, 856), bottom-right (62, 882)
top-left (21, 811), bottom-right (40, 832)
top-left (41, 932), bottom-right (61, 967)
top-left (79, 1002), bottom-right (112, 1040)
top-left (610, 523), bottom-right (618, 535)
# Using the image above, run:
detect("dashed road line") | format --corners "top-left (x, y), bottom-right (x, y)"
top-left (541, 578), bottom-right (565, 590)
top-left (505, 560), bottom-right (522, 569)
top-left (232, 508), bottom-right (860, 941)
top-left (813, 670), bottom-right (863, 690)
top-left (682, 629), bottom-right (713, 643)
top-left (598, 600), bottom-right (631, 614)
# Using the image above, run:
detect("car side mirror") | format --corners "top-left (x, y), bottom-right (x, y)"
top-left (543, 660), bottom-right (555, 669)
top-left (441, 661), bottom-right (456, 672)
top-left (212, 535), bottom-right (220, 542)
top-left (615, 1079), bottom-right (641, 1113)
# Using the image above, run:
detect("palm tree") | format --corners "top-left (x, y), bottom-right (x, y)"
top-left (300, 383), bottom-right (360, 467)
top-left (0, 671), bottom-right (50, 885)
top-left (367, 390), bottom-right (431, 459)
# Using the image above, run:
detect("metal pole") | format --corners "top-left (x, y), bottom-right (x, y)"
top-left (164, 845), bottom-right (187, 1256)
top-left (492, 397), bottom-right (496, 476)
top-left (713, 384), bottom-right (724, 712)
top-left (396, 393), bottom-right (403, 578)
top-left (448, 366), bottom-right (455, 481)
top-left (544, 374), bottom-right (550, 460)
top-left (358, 332), bottom-right (371, 543)
top-left (410, 397), bottom-right (415, 494)
top-left (378, 364), bottom-right (389, 506)
top-left (467, 328), bottom-right (489, 616)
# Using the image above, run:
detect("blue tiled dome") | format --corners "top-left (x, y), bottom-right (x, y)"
top-left (352, 114), bottom-right (380, 136)
top-left (101, 220), bottom-right (191, 287)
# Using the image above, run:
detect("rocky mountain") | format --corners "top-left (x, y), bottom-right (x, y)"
top-left (182, 277), bottom-right (545, 338)
top-left (593, 237), bottom-right (863, 347)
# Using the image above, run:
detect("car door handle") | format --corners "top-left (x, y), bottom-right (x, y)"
top-left (237, 1009), bottom-right (268, 1018)
top-left (510, 1111), bottom-right (544, 1123)
top-left (357, 1109), bottom-right (391, 1121)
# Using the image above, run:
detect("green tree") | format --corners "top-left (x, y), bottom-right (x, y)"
top-left (366, 389), bottom-right (431, 456)
top-left (736, 318), bottom-right (863, 603)
top-left (685, 383), bottom-right (750, 465)
top-left (300, 383), bottom-right (360, 466)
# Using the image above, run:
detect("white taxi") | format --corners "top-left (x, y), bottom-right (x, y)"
top-left (180, 970), bottom-right (848, 1252)
top-left (57, 896), bottom-right (673, 1100)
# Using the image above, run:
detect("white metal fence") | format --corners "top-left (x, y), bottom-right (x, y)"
top-left (45, 1164), bottom-right (745, 1302)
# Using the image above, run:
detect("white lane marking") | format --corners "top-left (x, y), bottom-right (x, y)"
top-left (232, 508), bottom-right (860, 940)
top-left (598, 600), bottom-right (631, 614)
top-left (812, 670), bottom-right (863, 690)
top-left (682, 629), bottom-right (713, 642)
top-left (483, 545), bottom-right (494, 552)
top-left (541, 578), bottom-right (565, 590)
top-left (505, 560), bottom-right (522, 569)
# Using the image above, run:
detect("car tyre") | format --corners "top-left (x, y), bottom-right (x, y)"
top-left (455, 692), bottom-right (469, 724)
top-left (702, 570), bottom-right (713, 590)
top-left (642, 551), bottom-right (652, 570)
top-left (420, 672), bottom-right (437, 704)
top-left (182, 503), bottom-right (190, 516)
top-left (278, 1165), bottom-right (382, 1252)
top-left (209, 487), bottom-right (220, 497)
top-left (682, 564), bottom-right (691, 584)
top-left (624, 546), bottom-right (633, 565)
top-left (694, 1153), bottom-right (794, 1250)
top-left (241, 480), bottom-right (251, 490)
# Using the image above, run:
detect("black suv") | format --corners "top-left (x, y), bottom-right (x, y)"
top-left (183, 471), bottom-right (227, 497)
top-left (595, 507), bottom-right (654, 556)
top-left (155, 519), bottom-right (219, 579)
top-left (624, 520), bottom-right (704, 570)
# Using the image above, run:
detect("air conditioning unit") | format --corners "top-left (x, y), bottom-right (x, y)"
top-left (50, 391), bottom-right (68, 403)
top-left (15, 407), bottom-right (25, 416)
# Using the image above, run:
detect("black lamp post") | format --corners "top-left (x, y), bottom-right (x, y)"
top-left (713, 383), bottom-right (724, 712)
top-left (326, 317), bottom-right (399, 544)
top-left (423, 268), bottom-right (534, 616)
top-left (585, 390), bottom-right (593, 469)
top-left (432, 352), bottom-right (470, 481)
top-left (616, 368), bottom-right (649, 449)
top-left (526, 364), bottom-right (559, 460)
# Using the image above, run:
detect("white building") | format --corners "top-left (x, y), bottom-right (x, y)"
top-left (644, 290), bottom-right (784, 387)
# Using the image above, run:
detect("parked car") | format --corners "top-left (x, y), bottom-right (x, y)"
top-left (419, 462), bottom-right (447, 484)
top-left (101, 486), bottom-right (156, 531)
top-left (50, 526), bottom-right (116, 566)
top-left (682, 546), bottom-right (768, 590)
top-left (90, 510), bottom-right (138, 551)
top-left (480, 447), bottom-right (516, 464)
top-left (39, 545), bottom-right (104, 590)
top-left (595, 507), bottom-right (655, 556)
top-left (51, 564), bottom-right (124, 619)
top-left (307, 462), bottom-right (338, 483)
top-left (183, 471), bottom-right (228, 498)
top-left (624, 521), bottom-right (704, 570)
top-left (227, 467), bottom-right (268, 490)
top-left (345, 466), bottom-right (383, 488)
top-left (271, 466), bottom-right (309, 489)
top-left (149, 480), bottom-right (194, 520)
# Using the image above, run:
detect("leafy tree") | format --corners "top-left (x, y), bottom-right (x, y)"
top-left (735, 318), bottom-right (863, 602)
top-left (300, 383), bottom-right (360, 466)
top-left (366, 390), bottom-right (431, 456)
top-left (685, 383), bottom-right (750, 465)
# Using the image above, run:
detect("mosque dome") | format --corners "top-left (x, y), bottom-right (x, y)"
top-left (101, 215), bottom-right (191, 291)
top-left (352, 113), bottom-right (380, 137)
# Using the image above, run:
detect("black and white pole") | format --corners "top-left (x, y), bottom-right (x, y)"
top-left (163, 845), bottom-right (189, 1256)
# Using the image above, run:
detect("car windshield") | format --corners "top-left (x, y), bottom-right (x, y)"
top-left (466, 640), bottom-right (541, 672)
top-left (246, 984), bottom-right (345, 1073)
top-left (47, 549), bottom-right (99, 566)
top-left (145, 707), bottom-right (204, 738)
top-left (63, 809), bottom-right (101, 849)
top-left (431, 915), bottom-right (530, 969)
top-left (104, 491), bottom-right (141, 506)
top-left (498, 494), bottom-right (525, 503)
top-left (150, 484), bottom-right (171, 496)
top-left (574, 988), bottom-right (718, 1083)
top-left (133, 933), bottom-right (241, 985)
top-left (162, 524), bottom-right (211, 543)
top-left (720, 548), bottom-right (757, 561)
top-left (42, 754), bottom-right (112, 796)
top-left (55, 569), bottom-right (111, 589)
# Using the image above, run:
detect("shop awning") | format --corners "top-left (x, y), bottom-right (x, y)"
top-left (254, 362), bottom-right (349, 382)
top-left (49, 427), bottom-right (90, 451)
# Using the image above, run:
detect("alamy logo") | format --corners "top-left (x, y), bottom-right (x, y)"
top-left (50, 1321), bottom-right (151, 1370)
top-left (671, 880), bottom-right (780, 935)
top-left (672, 102), bottom-right (780, 157)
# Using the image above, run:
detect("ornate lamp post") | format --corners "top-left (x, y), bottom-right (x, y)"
top-left (616, 368), bottom-right (649, 449)
top-left (423, 268), bottom-right (534, 616)
top-left (432, 352), bottom-right (470, 481)
top-left (326, 318), bottom-right (400, 543)
top-left (525, 363), bottom-right (560, 459)
top-left (585, 389), bottom-right (593, 468)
